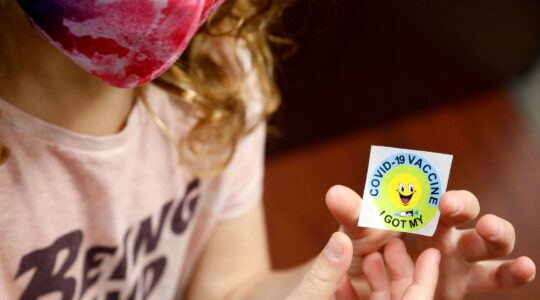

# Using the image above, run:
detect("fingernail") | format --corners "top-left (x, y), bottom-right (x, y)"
top-left (452, 200), bottom-right (463, 216)
top-left (489, 223), bottom-right (503, 242)
top-left (324, 234), bottom-right (344, 260)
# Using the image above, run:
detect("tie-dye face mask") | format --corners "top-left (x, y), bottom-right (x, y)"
top-left (17, 0), bottom-right (224, 88)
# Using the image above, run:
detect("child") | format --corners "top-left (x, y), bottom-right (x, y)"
top-left (0, 0), bottom-right (535, 299)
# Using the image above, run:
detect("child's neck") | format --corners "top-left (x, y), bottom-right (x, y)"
top-left (0, 2), bottom-right (136, 137)
top-left (0, 62), bottom-right (137, 137)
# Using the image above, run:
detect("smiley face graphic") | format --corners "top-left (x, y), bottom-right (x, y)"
top-left (388, 173), bottom-right (422, 209)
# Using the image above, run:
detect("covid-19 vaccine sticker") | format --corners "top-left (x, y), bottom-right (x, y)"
top-left (358, 146), bottom-right (453, 236)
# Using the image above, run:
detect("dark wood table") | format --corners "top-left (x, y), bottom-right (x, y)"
top-left (264, 90), bottom-right (540, 299)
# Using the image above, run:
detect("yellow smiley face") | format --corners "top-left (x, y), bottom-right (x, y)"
top-left (388, 173), bottom-right (423, 209)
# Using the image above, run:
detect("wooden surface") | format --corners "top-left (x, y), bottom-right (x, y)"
top-left (263, 90), bottom-right (540, 299)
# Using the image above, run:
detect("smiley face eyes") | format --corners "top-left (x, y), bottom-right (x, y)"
top-left (398, 183), bottom-right (414, 194)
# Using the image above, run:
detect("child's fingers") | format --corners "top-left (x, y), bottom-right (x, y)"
top-left (458, 214), bottom-right (515, 261)
top-left (403, 248), bottom-right (441, 300)
top-left (384, 238), bottom-right (414, 279)
top-left (439, 190), bottom-right (480, 228)
top-left (412, 248), bottom-right (441, 286)
top-left (383, 238), bottom-right (414, 299)
top-left (362, 252), bottom-right (391, 300)
top-left (288, 232), bottom-right (353, 300)
top-left (467, 257), bottom-right (536, 292)
top-left (326, 185), bottom-right (361, 230)
top-left (335, 274), bottom-right (360, 300)
top-left (326, 185), bottom-right (397, 256)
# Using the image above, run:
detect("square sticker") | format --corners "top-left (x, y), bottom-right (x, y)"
top-left (358, 146), bottom-right (453, 236)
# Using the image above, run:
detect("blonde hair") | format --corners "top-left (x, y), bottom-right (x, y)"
top-left (151, 0), bottom-right (293, 176)
top-left (0, 0), bottom-right (294, 174)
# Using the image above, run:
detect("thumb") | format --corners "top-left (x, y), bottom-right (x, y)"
top-left (288, 232), bottom-right (353, 300)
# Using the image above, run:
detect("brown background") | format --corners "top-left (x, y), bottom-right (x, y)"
top-left (263, 1), bottom-right (540, 299)
top-left (267, 0), bottom-right (540, 152)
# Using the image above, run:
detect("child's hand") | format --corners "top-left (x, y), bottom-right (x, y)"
top-left (325, 185), bottom-right (536, 299)
top-left (286, 232), bottom-right (354, 300)
top-left (363, 238), bottom-right (441, 300)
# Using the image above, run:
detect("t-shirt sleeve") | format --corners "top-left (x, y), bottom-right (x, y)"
top-left (212, 123), bottom-right (266, 221)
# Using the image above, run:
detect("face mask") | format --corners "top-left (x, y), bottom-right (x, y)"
top-left (17, 0), bottom-right (224, 88)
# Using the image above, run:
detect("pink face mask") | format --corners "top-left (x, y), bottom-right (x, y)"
top-left (17, 0), bottom-right (224, 88)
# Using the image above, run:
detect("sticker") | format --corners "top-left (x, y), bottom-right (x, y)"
top-left (358, 146), bottom-right (453, 236)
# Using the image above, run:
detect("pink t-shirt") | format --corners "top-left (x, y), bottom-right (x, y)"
top-left (0, 83), bottom-right (265, 299)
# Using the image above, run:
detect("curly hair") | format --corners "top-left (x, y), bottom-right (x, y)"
top-left (0, 0), bottom-right (294, 175)
top-left (151, 0), bottom-right (293, 176)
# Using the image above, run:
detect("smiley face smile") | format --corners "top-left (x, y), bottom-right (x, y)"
top-left (397, 191), bottom-right (414, 205)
